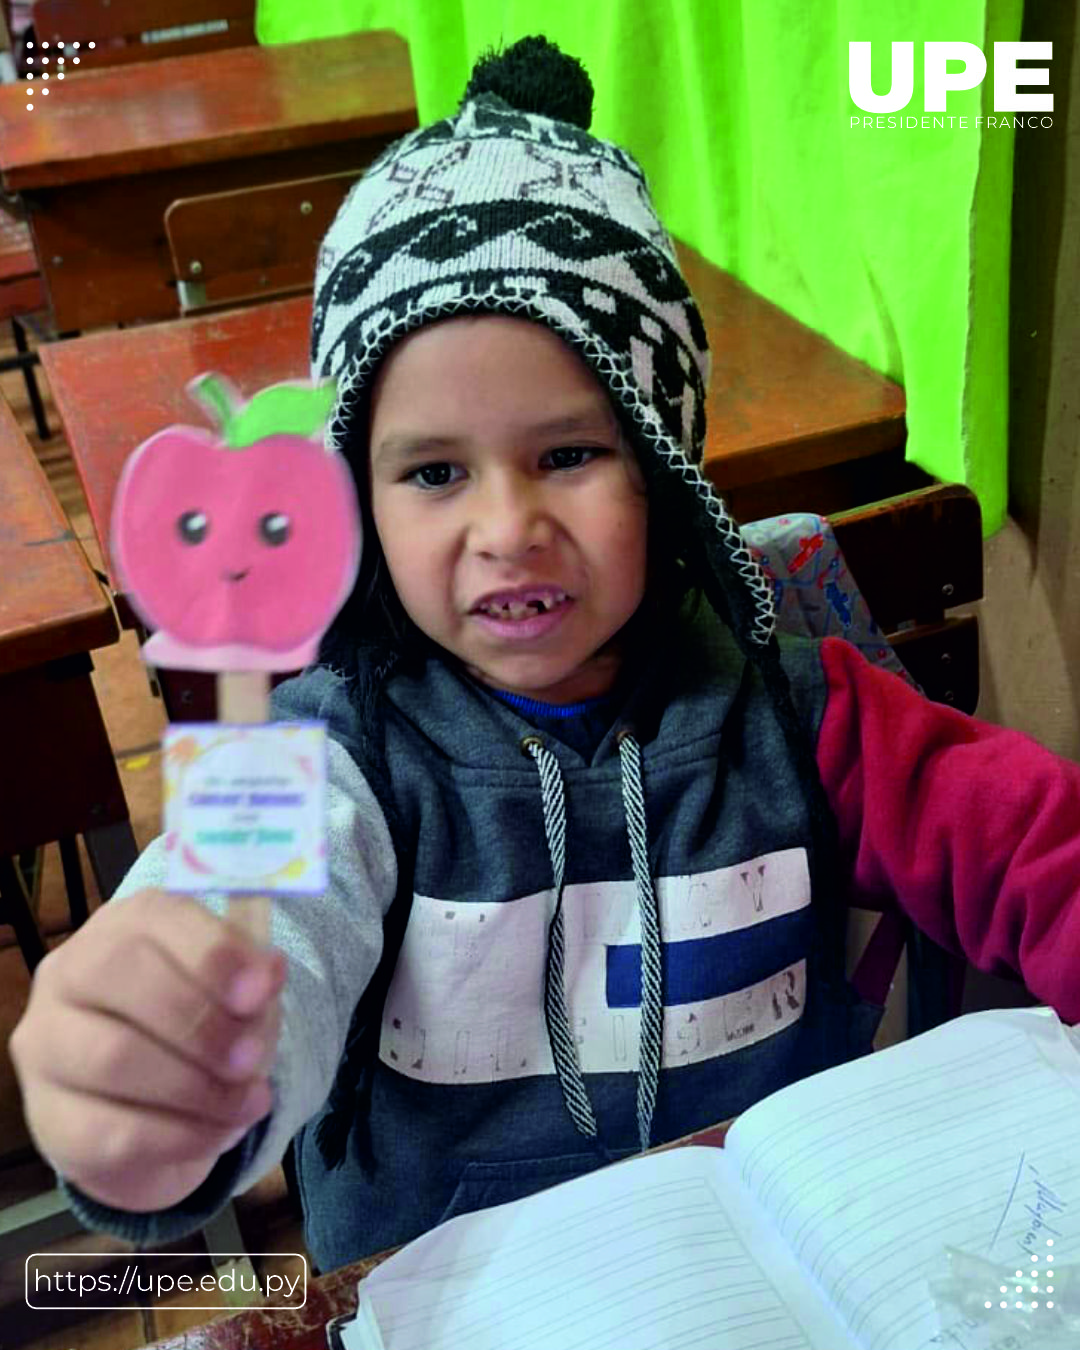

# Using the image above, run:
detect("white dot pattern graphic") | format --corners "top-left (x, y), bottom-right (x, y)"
top-left (21, 39), bottom-right (92, 109)
top-left (982, 1239), bottom-right (1064, 1320)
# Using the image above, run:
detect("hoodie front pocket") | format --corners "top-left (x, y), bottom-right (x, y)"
top-left (438, 1149), bottom-right (635, 1227)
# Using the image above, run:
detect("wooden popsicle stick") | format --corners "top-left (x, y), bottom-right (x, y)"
top-left (218, 669), bottom-right (271, 723)
top-left (218, 670), bottom-right (272, 946)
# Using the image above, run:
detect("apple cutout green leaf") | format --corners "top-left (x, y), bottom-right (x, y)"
top-left (189, 373), bottom-right (339, 448)
top-left (111, 371), bottom-right (361, 673)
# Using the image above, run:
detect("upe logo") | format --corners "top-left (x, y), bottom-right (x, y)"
top-left (849, 42), bottom-right (1053, 113)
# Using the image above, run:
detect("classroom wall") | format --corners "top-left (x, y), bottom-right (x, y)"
top-left (944, 0), bottom-right (1079, 1021)
top-left (970, 0), bottom-right (1079, 764)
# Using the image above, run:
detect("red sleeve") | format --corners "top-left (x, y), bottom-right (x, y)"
top-left (816, 636), bottom-right (1080, 1022)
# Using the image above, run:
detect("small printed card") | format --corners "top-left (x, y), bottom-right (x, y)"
top-left (162, 722), bottom-right (328, 895)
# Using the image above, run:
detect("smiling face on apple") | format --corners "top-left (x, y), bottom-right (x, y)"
top-left (111, 375), bottom-right (360, 669)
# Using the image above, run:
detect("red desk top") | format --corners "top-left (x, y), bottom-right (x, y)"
top-left (0, 393), bottom-right (118, 674)
top-left (41, 293), bottom-right (314, 575)
top-left (676, 243), bottom-right (906, 489)
top-left (0, 31), bottom-right (416, 191)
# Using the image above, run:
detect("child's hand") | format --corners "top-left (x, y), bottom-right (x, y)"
top-left (9, 888), bottom-right (286, 1213)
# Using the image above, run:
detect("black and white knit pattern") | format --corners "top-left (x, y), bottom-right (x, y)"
top-left (311, 92), bottom-right (776, 647)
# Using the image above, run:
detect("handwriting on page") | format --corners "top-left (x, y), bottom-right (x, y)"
top-left (731, 1014), bottom-right (1080, 1350)
top-left (989, 1153), bottom-right (1068, 1262)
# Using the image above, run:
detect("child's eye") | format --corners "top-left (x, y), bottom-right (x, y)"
top-left (404, 446), bottom-right (604, 491)
top-left (546, 445), bottom-right (603, 470)
top-left (407, 463), bottom-right (461, 490)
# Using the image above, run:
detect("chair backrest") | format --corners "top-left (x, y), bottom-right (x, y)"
top-left (31, 0), bottom-right (255, 64)
top-left (828, 482), bottom-right (983, 713)
top-left (164, 169), bottom-right (363, 313)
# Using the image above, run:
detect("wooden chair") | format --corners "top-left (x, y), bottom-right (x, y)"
top-left (828, 482), bottom-right (982, 713)
top-left (166, 169), bottom-right (364, 313)
top-left (31, 0), bottom-right (255, 65)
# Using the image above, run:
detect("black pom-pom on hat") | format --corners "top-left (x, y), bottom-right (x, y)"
top-left (462, 34), bottom-right (594, 130)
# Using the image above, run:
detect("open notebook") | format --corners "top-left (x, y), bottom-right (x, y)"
top-left (330, 1007), bottom-right (1080, 1350)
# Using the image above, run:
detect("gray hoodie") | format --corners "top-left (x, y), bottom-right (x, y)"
top-left (61, 595), bottom-right (880, 1269)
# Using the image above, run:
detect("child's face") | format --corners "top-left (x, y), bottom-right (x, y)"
top-left (368, 315), bottom-right (649, 704)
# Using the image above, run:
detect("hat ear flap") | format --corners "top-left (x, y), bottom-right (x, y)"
top-left (684, 501), bottom-right (773, 654)
top-left (636, 446), bottom-right (774, 654)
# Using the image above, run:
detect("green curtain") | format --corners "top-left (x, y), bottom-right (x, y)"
top-left (257, 1), bottom-right (1026, 535)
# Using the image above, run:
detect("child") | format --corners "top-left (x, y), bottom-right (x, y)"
top-left (11, 36), bottom-right (1080, 1275)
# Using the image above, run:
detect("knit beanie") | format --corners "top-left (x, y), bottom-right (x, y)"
top-left (308, 34), bottom-right (844, 1170)
top-left (311, 34), bottom-right (776, 653)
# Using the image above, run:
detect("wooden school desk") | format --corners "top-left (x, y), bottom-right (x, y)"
top-left (0, 396), bottom-right (115, 671)
top-left (0, 392), bottom-right (136, 954)
top-left (675, 242), bottom-right (911, 521)
top-left (40, 293), bottom-right (313, 634)
top-left (143, 1122), bottom-right (732, 1350)
top-left (0, 30), bottom-right (416, 331)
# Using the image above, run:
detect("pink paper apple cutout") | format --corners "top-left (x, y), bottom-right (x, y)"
top-left (111, 373), bottom-right (360, 672)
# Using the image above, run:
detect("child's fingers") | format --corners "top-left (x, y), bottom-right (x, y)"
top-left (48, 929), bottom-right (283, 1084)
top-left (24, 1079), bottom-right (259, 1212)
top-left (38, 1084), bottom-right (244, 1169)
top-left (41, 888), bottom-right (285, 1018)
top-left (10, 886), bottom-right (284, 1213)
top-left (32, 1007), bottom-right (274, 1129)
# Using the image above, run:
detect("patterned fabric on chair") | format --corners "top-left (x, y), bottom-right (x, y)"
top-left (741, 511), bottom-right (919, 689)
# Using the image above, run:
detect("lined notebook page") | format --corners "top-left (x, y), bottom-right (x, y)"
top-left (726, 1007), bottom-right (1080, 1350)
top-left (355, 1145), bottom-right (860, 1350)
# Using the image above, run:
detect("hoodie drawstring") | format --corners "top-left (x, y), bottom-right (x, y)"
top-left (617, 727), bottom-right (664, 1151)
top-left (526, 734), bottom-right (600, 1140)
top-left (522, 728), bottom-right (663, 1153)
